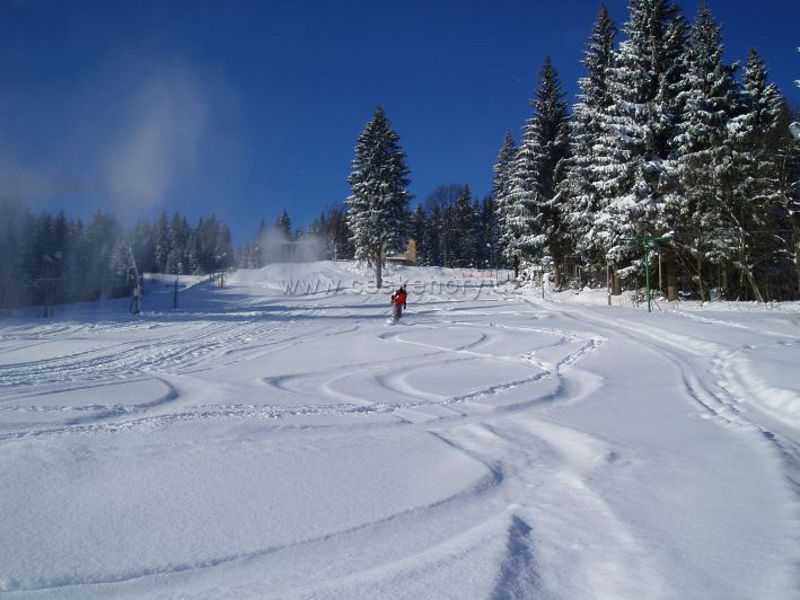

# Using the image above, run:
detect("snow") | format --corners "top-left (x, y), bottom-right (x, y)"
top-left (1, 261), bottom-right (798, 598)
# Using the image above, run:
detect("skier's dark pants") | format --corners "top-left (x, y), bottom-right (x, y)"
top-left (392, 303), bottom-right (402, 321)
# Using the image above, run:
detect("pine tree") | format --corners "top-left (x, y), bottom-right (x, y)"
top-left (66, 219), bottom-right (87, 301)
top-left (785, 105), bottom-right (800, 295)
top-left (346, 107), bottom-right (411, 288)
top-left (323, 204), bottom-right (354, 261)
top-left (508, 57), bottom-right (571, 285)
top-left (719, 49), bottom-right (786, 301)
top-left (451, 186), bottom-right (478, 267)
top-left (167, 214), bottom-right (190, 274)
top-left (154, 211), bottom-right (170, 273)
top-left (493, 132), bottom-right (519, 271)
top-left (0, 199), bottom-right (31, 307)
top-left (216, 223), bottom-right (233, 270)
top-left (412, 204), bottom-right (426, 265)
top-left (477, 196), bottom-right (497, 269)
top-left (131, 219), bottom-right (155, 273)
top-left (253, 219), bottom-right (267, 267)
top-left (593, 0), bottom-right (685, 283)
top-left (276, 210), bottom-right (292, 240)
top-left (563, 4), bottom-right (616, 272)
top-left (668, 4), bottom-right (738, 300)
top-left (85, 212), bottom-right (123, 299)
top-left (422, 203), bottom-right (443, 266)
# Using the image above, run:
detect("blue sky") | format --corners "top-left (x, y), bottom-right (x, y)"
top-left (1, 0), bottom-right (798, 244)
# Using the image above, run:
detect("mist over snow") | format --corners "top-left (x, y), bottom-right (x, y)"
top-left (259, 226), bottom-right (327, 264)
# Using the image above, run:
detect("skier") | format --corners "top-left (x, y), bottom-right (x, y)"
top-left (390, 284), bottom-right (408, 322)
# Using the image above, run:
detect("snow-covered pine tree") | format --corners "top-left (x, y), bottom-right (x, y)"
top-left (167, 214), bottom-right (190, 274)
top-left (412, 204), bottom-right (427, 265)
top-left (451, 186), bottom-right (478, 267)
top-left (593, 0), bottom-right (685, 284)
top-left (668, 4), bottom-right (738, 301)
top-left (422, 203), bottom-right (443, 267)
top-left (493, 132), bottom-right (519, 272)
top-left (217, 224), bottom-right (233, 270)
top-left (720, 49), bottom-right (786, 301)
top-left (786, 103), bottom-right (800, 294)
top-left (276, 210), bottom-right (292, 240)
top-left (154, 211), bottom-right (170, 273)
top-left (508, 57), bottom-right (571, 285)
top-left (563, 3), bottom-right (616, 275)
top-left (186, 230), bottom-right (201, 275)
top-left (478, 196), bottom-right (498, 269)
top-left (346, 107), bottom-right (411, 288)
top-left (252, 219), bottom-right (267, 268)
top-left (131, 219), bottom-right (155, 274)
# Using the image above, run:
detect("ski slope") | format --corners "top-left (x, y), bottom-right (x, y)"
top-left (1, 262), bottom-right (798, 599)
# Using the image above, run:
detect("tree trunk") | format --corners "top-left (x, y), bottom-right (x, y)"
top-left (667, 256), bottom-right (678, 302)
top-left (566, 254), bottom-right (575, 288)
top-left (696, 246), bottom-right (706, 302)
top-left (612, 271), bottom-right (621, 296)
top-left (745, 267), bottom-right (764, 303)
top-left (720, 265), bottom-right (728, 301)
top-left (375, 258), bottom-right (382, 289)
top-left (739, 269), bottom-right (745, 301)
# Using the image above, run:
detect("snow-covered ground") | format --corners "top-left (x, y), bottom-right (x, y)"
top-left (1, 261), bottom-right (798, 599)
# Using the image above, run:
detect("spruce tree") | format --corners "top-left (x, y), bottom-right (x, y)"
top-left (668, 4), bottom-right (738, 300)
top-left (508, 57), bottom-right (571, 285)
top-left (593, 0), bottom-right (685, 283)
top-left (154, 211), bottom-right (170, 273)
top-left (346, 107), bottom-right (411, 288)
top-left (493, 132), bottom-right (518, 270)
top-left (721, 49), bottom-right (786, 301)
top-left (785, 106), bottom-right (800, 295)
top-left (563, 4), bottom-right (616, 273)
top-left (422, 203), bottom-right (443, 266)
top-left (451, 186), bottom-right (478, 267)
top-left (412, 204), bottom-right (426, 265)
top-left (478, 196), bottom-right (497, 269)
top-left (276, 210), bottom-right (292, 239)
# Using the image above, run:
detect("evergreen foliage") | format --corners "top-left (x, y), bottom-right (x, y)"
top-left (493, 132), bottom-right (519, 270)
top-left (508, 57), bottom-right (571, 283)
top-left (346, 107), bottom-right (411, 287)
top-left (563, 4), bottom-right (616, 268)
top-left (0, 202), bottom-right (234, 309)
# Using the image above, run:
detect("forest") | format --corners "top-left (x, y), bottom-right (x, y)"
top-left (2, 0), bottom-right (798, 308)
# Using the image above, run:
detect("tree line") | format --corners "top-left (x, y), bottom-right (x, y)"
top-left (0, 200), bottom-right (233, 309)
top-left (344, 0), bottom-right (799, 300)
top-left (5, 0), bottom-right (798, 307)
top-left (492, 1), bottom-right (800, 301)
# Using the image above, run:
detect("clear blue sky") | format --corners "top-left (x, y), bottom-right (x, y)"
top-left (1, 0), bottom-right (797, 244)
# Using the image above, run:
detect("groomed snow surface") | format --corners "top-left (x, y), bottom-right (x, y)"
top-left (1, 261), bottom-right (798, 599)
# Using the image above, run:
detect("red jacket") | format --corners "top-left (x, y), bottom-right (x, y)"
top-left (392, 290), bottom-right (407, 306)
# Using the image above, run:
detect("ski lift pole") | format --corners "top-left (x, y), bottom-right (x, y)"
top-left (623, 236), bottom-right (668, 313)
top-left (128, 246), bottom-right (142, 314)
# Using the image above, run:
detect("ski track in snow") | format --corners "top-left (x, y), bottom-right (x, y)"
top-left (0, 263), bottom-right (797, 599)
